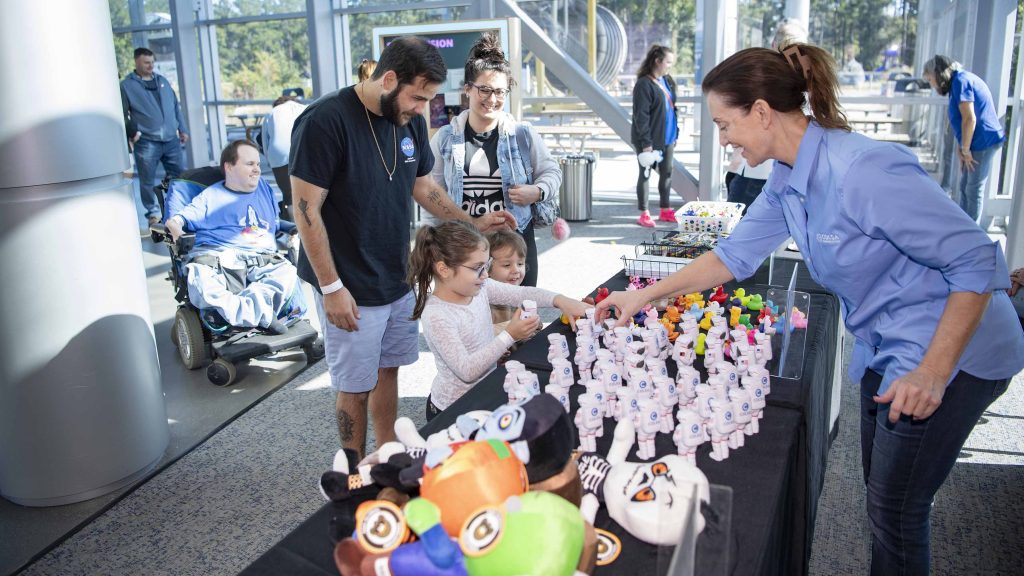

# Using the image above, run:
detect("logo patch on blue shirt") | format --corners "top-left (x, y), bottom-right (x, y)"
top-left (400, 137), bottom-right (415, 157)
top-left (816, 232), bottom-right (841, 244)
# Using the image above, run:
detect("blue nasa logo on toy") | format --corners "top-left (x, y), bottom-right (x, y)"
top-left (591, 407), bottom-right (599, 416)
top-left (668, 384), bottom-right (676, 393)
top-left (648, 411), bottom-right (657, 422)
top-left (400, 137), bottom-right (415, 157)
top-left (611, 374), bottom-right (619, 382)
top-left (755, 389), bottom-right (763, 398)
top-left (742, 402), bottom-right (750, 411)
top-left (725, 411), bottom-right (733, 421)
top-left (691, 424), bottom-right (699, 433)
top-left (562, 366), bottom-right (572, 376)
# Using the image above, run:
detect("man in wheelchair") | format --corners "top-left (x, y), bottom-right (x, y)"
top-left (165, 140), bottom-right (304, 335)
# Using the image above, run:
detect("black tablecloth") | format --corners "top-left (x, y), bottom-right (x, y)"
top-left (475, 273), bottom-right (840, 575)
top-left (242, 273), bottom-right (840, 576)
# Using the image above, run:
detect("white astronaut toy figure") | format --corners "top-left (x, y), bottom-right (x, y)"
top-left (575, 317), bottom-right (594, 340)
top-left (676, 363), bottom-right (700, 410)
top-left (624, 352), bottom-right (646, 374)
top-left (714, 361), bottom-right (739, 389)
top-left (584, 377), bottom-right (609, 421)
top-left (743, 376), bottom-right (767, 433)
top-left (748, 363), bottom-right (771, 395)
top-left (708, 396), bottom-right (737, 461)
top-left (628, 368), bottom-right (654, 401)
top-left (547, 333), bottom-right (569, 363)
top-left (679, 316), bottom-right (699, 343)
top-left (653, 375), bottom-right (679, 434)
top-left (617, 385), bottom-right (639, 425)
top-left (546, 384), bottom-right (571, 413)
top-left (646, 357), bottom-right (668, 380)
top-left (550, 357), bottom-right (575, 389)
top-left (635, 397), bottom-right (661, 460)
top-left (599, 361), bottom-right (621, 417)
top-left (612, 326), bottom-right (633, 355)
top-left (673, 407), bottom-right (707, 466)
top-left (574, 333), bottom-right (597, 380)
top-left (593, 349), bottom-right (613, 379)
top-left (585, 307), bottom-right (601, 334)
top-left (704, 338), bottom-right (724, 373)
top-left (602, 319), bottom-right (618, 349)
top-left (626, 340), bottom-right (647, 361)
top-left (730, 386), bottom-right (754, 441)
top-left (574, 391), bottom-right (604, 452)
top-left (503, 360), bottom-right (525, 403)
top-left (754, 333), bottom-right (773, 365)
top-left (694, 383), bottom-right (715, 422)
top-left (672, 333), bottom-right (695, 368)
top-left (514, 370), bottom-right (540, 403)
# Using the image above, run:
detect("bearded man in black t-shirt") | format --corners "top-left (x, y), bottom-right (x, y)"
top-left (289, 36), bottom-right (515, 458)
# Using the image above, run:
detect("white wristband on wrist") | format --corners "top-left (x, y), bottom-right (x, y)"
top-left (320, 279), bottom-right (344, 295)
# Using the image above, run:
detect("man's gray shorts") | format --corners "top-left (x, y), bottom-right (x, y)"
top-left (314, 290), bottom-right (419, 393)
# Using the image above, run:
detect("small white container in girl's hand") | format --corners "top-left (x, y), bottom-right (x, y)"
top-left (521, 299), bottom-right (537, 320)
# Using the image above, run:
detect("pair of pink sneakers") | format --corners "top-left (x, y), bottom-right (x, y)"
top-left (637, 208), bottom-right (676, 227)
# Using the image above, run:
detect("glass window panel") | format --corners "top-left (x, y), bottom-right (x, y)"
top-left (109, 0), bottom-right (130, 27)
top-left (211, 0), bottom-right (306, 19)
top-left (216, 19), bottom-right (311, 105)
top-left (346, 6), bottom-right (469, 76)
top-left (516, 1), bottom-right (696, 99)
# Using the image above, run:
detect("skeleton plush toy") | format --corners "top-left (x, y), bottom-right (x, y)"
top-left (577, 419), bottom-right (710, 545)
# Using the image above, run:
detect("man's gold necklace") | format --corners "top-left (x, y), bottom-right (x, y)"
top-left (359, 83), bottom-right (397, 181)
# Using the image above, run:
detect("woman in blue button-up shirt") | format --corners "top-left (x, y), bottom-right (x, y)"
top-left (598, 43), bottom-right (1024, 575)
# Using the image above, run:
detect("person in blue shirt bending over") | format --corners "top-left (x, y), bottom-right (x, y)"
top-left (166, 140), bottom-right (303, 334)
top-left (923, 55), bottom-right (1005, 225)
top-left (597, 42), bottom-right (1024, 576)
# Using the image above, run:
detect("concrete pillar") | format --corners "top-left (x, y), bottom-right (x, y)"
top-left (0, 0), bottom-right (168, 506)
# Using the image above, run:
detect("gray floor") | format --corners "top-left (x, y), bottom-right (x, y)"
top-left (0, 238), bottom-right (315, 576)
top-left (6, 154), bottom-right (1023, 575)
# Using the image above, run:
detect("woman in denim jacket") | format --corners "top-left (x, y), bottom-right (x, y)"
top-left (429, 34), bottom-right (561, 287)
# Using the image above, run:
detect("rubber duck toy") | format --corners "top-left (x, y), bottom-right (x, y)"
top-left (791, 308), bottom-right (808, 329)
top-left (594, 287), bottom-right (610, 305)
top-left (699, 311), bottom-right (714, 331)
top-left (709, 285), bottom-right (728, 305)
top-left (729, 307), bottom-right (741, 328)
top-left (746, 294), bottom-right (763, 312)
top-left (664, 305), bottom-right (681, 324)
top-left (694, 333), bottom-right (707, 355)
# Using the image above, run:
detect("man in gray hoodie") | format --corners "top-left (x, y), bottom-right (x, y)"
top-left (121, 47), bottom-right (189, 225)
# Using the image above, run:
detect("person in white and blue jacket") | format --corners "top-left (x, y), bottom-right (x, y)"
top-left (599, 43), bottom-right (1024, 576)
top-left (121, 47), bottom-right (189, 224)
top-left (429, 33), bottom-right (560, 287)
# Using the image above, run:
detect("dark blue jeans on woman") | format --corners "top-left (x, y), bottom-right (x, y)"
top-left (860, 369), bottom-right (1009, 575)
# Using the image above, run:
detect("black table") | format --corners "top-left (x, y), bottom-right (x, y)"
top-left (515, 273), bottom-right (841, 575)
top-left (243, 274), bottom-right (840, 576)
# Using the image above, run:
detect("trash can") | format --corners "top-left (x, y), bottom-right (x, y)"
top-left (558, 153), bottom-right (595, 221)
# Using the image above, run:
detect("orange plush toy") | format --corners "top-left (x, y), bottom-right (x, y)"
top-left (420, 439), bottom-right (529, 537)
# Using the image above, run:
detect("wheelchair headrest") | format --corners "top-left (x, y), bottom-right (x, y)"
top-left (163, 166), bottom-right (225, 225)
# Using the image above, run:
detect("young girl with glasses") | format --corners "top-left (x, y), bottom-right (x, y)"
top-left (409, 221), bottom-right (587, 420)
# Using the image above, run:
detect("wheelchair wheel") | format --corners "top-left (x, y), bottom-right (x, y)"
top-left (207, 358), bottom-right (237, 386)
top-left (303, 339), bottom-right (325, 363)
top-left (175, 307), bottom-right (207, 369)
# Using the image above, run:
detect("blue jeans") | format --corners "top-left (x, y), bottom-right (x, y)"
top-left (860, 369), bottom-right (1009, 575)
top-left (134, 138), bottom-right (184, 219)
top-left (726, 173), bottom-right (767, 215)
top-left (958, 143), bottom-right (1000, 224)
